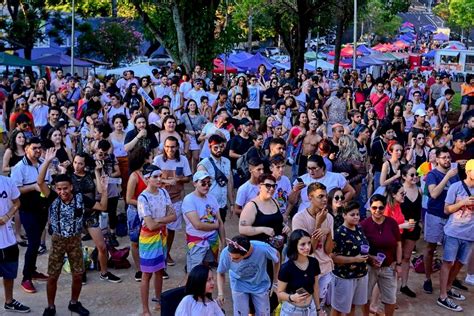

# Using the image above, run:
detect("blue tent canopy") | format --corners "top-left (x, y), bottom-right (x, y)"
top-left (357, 45), bottom-right (373, 55)
top-left (433, 33), bottom-right (449, 41)
top-left (422, 50), bottom-right (436, 58)
top-left (32, 54), bottom-right (92, 67)
top-left (228, 52), bottom-right (254, 64)
top-left (341, 58), bottom-right (370, 69)
top-left (232, 52), bottom-right (274, 72)
top-left (359, 56), bottom-right (385, 65)
top-left (422, 25), bottom-right (437, 32)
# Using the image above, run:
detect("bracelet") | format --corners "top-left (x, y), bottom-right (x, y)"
top-left (5, 214), bottom-right (10, 219)
top-left (288, 294), bottom-right (294, 303)
top-left (316, 307), bottom-right (321, 311)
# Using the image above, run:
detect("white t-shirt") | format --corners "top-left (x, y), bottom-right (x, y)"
top-left (199, 123), bottom-right (231, 159)
top-left (153, 155), bottom-right (192, 201)
top-left (179, 82), bottom-right (193, 98)
top-left (175, 295), bottom-right (225, 316)
top-left (0, 176), bottom-right (20, 249)
top-left (107, 106), bottom-right (130, 127)
top-left (235, 180), bottom-right (259, 208)
top-left (274, 175), bottom-right (292, 214)
top-left (155, 85), bottom-right (172, 99)
top-left (295, 172), bottom-right (347, 212)
top-left (182, 192), bottom-right (220, 246)
top-left (137, 189), bottom-right (172, 222)
top-left (198, 156), bottom-right (231, 208)
top-left (30, 104), bottom-right (48, 127)
top-left (148, 111), bottom-right (160, 125)
top-left (186, 89), bottom-right (207, 107)
top-left (246, 85), bottom-right (261, 109)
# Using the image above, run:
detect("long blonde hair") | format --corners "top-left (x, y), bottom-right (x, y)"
top-left (338, 135), bottom-right (363, 161)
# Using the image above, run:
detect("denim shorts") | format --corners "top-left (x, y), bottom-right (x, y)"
top-left (424, 212), bottom-right (447, 244)
top-left (127, 206), bottom-right (141, 243)
top-left (442, 235), bottom-right (473, 265)
top-left (280, 300), bottom-right (317, 316)
top-left (231, 290), bottom-right (270, 316)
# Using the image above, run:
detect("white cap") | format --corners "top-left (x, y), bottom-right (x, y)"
top-left (415, 109), bottom-right (426, 117)
top-left (193, 170), bottom-right (212, 182)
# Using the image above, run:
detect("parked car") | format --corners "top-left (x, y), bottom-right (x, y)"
top-left (265, 47), bottom-right (281, 56)
top-left (148, 53), bottom-right (173, 67)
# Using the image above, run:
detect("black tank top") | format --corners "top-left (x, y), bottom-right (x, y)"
top-left (401, 189), bottom-right (422, 222)
top-left (9, 153), bottom-right (23, 168)
top-left (251, 200), bottom-right (284, 242)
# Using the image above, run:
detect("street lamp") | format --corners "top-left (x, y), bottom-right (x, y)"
top-left (71, 0), bottom-right (75, 75)
top-left (353, 0), bottom-right (357, 70)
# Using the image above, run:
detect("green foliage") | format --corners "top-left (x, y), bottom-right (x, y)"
top-left (231, 0), bottom-right (276, 41)
top-left (46, 0), bottom-right (136, 18)
top-left (361, 0), bottom-right (403, 37)
top-left (448, 0), bottom-right (474, 30)
top-left (77, 21), bottom-right (143, 66)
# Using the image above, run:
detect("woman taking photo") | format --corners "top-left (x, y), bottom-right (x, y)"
top-left (277, 229), bottom-right (322, 316)
top-left (406, 132), bottom-right (430, 169)
top-left (176, 264), bottom-right (224, 316)
top-left (433, 122), bottom-right (452, 148)
top-left (110, 114), bottom-right (129, 200)
top-left (137, 165), bottom-right (176, 315)
top-left (126, 147), bottom-right (153, 282)
top-left (361, 194), bottom-right (402, 316)
top-left (399, 165), bottom-right (422, 298)
top-left (27, 78), bottom-right (49, 105)
top-left (331, 201), bottom-right (369, 316)
top-left (47, 127), bottom-right (73, 169)
top-left (182, 99), bottom-right (207, 173)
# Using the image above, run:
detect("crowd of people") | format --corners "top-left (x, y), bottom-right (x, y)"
top-left (0, 62), bottom-right (472, 316)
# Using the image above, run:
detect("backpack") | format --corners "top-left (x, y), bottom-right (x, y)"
top-left (107, 246), bottom-right (131, 269)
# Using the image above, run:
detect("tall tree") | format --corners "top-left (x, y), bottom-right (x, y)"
top-left (0, 0), bottom-right (49, 61)
top-left (434, 0), bottom-right (474, 48)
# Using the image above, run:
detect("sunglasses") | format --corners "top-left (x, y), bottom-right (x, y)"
top-left (371, 206), bottom-right (385, 211)
top-left (408, 173), bottom-right (418, 178)
top-left (307, 166), bottom-right (320, 171)
top-left (334, 195), bottom-right (345, 201)
top-left (262, 183), bottom-right (276, 190)
top-left (200, 181), bottom-right (212, 187)
top-left (162, 112), bottom-right (170, 115)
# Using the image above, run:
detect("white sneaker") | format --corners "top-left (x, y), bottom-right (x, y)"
top-left (465, 274), bottom-right (474, 286)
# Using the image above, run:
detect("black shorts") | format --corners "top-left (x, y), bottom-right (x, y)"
top-left (248, 108), bottom-right (260, 121)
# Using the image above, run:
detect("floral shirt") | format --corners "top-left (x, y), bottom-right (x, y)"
top-left (49, 193), bottom-right (94, 238)
top-left (333, 225), bottom-right (368, 279)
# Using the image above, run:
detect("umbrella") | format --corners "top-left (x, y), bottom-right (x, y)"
top-left (32, 54), bottom-right (92, 67)
top-left (0, 52), bottom-right (37, 67)
top-left (433, 33), bottom-right (449, 41)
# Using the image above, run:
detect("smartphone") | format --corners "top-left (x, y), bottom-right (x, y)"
top-left (296, 177), bottom-right (304, 184)
top-left (296, 287), bottom-right (308, 295)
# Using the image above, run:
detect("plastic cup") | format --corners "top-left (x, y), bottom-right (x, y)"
top-left (376, 252), bottom-right (386, 265)
top-left (409, 219), bottom-right (415, 232)
top-left (360, 244), bottom-right (370, 255)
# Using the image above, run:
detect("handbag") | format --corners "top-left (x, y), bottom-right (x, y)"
top-left (209, 157), bottom-right (228, 187)
top-left (186, 113), bottom-right (201, 144)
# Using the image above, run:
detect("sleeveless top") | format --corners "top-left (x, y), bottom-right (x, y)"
top-left (56, 146), bottom-right (70, 163)
top-left (414, 150), bottom-right (427, 169)
top-left (110, 136), bottom-right (127, 158)
top-left (251, 199), bottom-right (283, 242)
top-left (401, 189), bottom-right (422, 222)
top-left (132, 171), bottom-right (147, 201)
top-left (387, 160), bottom-right (404, 181)
top-left (9, 152), bottom-right (24, 168)
top-left (71, 173), bottom-right (96, 213)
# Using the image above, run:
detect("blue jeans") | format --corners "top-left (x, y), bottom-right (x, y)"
top-left (232, 290), bottom-right (270, 316)
top-left (20, 210), bottom-right (47, 281)
top-left (373, 171), bottom-right (381, 192)
top-left (357, 178), bottom-right (368, 220)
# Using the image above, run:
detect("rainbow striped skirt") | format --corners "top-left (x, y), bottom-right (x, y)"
top-left (139, 226), bottom-right (167, 273)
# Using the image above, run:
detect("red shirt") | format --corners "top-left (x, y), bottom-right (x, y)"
top-left (360, 216), bottom-right (401, 267)
top-left (369, 92), bottom-right (390, 120)
top-left (384, 203), bottom-right (405, 234)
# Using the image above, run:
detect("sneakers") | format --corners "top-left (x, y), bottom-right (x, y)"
top-left (400, 285), bottom-right (416, 298)
top-left (452, 279), bottom-right (468, 291)
top-left (465, 274), bottom-right (474, 286)
top-left (423, 279), bottom-right (433, 294)
top-left (82, 272), bottom-right (87, 285)
top-left (447, 289), bottom-right (466, 301)
top-left (166, 256), bottom-right (176, 266)
top-left (100, 271), bottom-right (122, 283)
top-left (68, 301), bottom-right (89, 316)
top-left (38, 244), bottom-right (47, 255)
top-left (81, 234), bottom-right (92, 241)
top-left (4, 299), bottom-right (31, 313)
top-left (21, 280), bottom-right (36, 294)
top-left (162, 270), bottom-right (169, 280)
top-left (134, 271), bottom-right (142, 282)
top-left (32, 272), bottom-right (48, 282)
top-left (437, 297), bottom-right (463, 312)
top-left (42, 306), bottom-right (56, 316)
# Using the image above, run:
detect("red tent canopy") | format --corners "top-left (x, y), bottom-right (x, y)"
top-left (393, 40), bottom-right (409, 49)
top-left (329, 60), bottom-right (351, 68)
top-left (328, 45), bottom-right (362, 58)
top-left (212, 58), bottom-right (237, 74)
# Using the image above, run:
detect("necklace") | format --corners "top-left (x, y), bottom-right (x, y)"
top-left (294, 259), bottom-right (309, 277)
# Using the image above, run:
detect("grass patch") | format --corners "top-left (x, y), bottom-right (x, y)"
top-left (452, 93), bottom-right (461, 111)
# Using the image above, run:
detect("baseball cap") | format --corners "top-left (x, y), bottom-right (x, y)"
top-left (59, 85), bottom-right (68, 93)
top-left (414, 109), bottom-right (426, 117)
top-left (193, 170), bottom-right (211, 182)
top-left (152, 69), bottom-right (159, 75)
top-left (271, 120), bottom-right (282, 128)
top-left (466, 159), bottom-right (474, 172)
top-left (240, 118), bottom-right (253, 126)
top-left (143, 165), bottom-right (162, 178)
top-left (452, 132), bottom-right (466, 142)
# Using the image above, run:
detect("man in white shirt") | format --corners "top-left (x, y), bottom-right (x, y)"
top-left (197, 134), bottom-right (234, 222)
top-left (49, 69), bottom-right (66, 93)
top-left (154, 75), bottom-right (171, 98)
top-left (0, 174), bottom-right (30, 312)
top-left (289, 154), bottom-right (355, 213)
top-left (198, 109), bottom-right (230, 159)
top-left (269, 154), bottom-right (293, 220)
top-left (182, 171), bottom-right (225, 272)
top-left (246, 75), bottom-right (262, 129)
top-left (186, 79), bottom-right (207, 108)
top-left (234, 157), bottom-right (265, 216)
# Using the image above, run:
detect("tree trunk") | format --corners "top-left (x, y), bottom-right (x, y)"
top-left (24, 46), bottom-right (34, 76)
top-left (247, 9), bottom-right (253, 52)
top-left (111, 0), bottom-right (117, 17)
top-left (333, 19), bottom-right (345, 73)
top-left (171, 2), bottom-right (191, 73)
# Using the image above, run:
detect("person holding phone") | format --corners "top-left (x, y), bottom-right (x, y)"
top-left (277, 229), bottom-right (322, 315)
